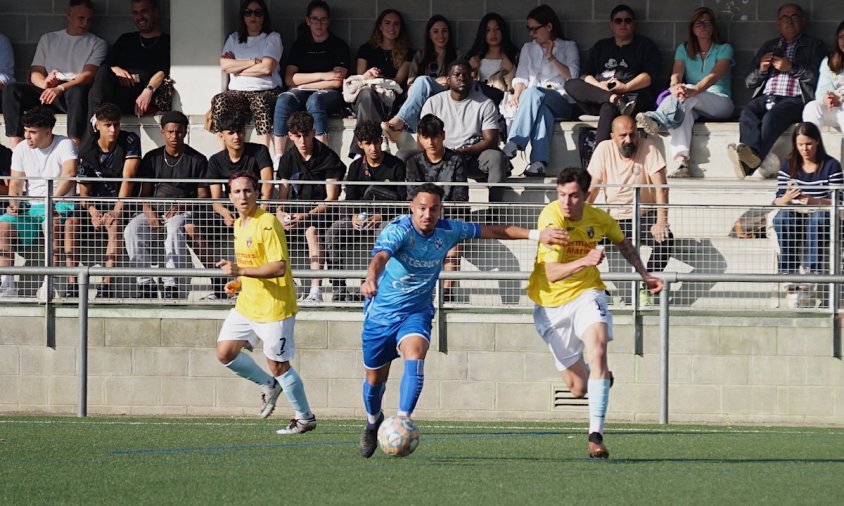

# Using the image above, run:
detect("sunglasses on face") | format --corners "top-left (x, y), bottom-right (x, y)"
top-left (243, 8), bottom-right (264, 17)
top-left (693, 20), bottom-right (713, 28)
top-left (613, 17), bottom-right (633, 25)
top-left (778, 14), bottom-right (803, 23)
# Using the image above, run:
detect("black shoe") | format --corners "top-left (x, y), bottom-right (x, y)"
top-left (96, 284), bottom-right (115, 299)
top-left (345, 291), bottom-right (364, 303)
top-left (332, 286), bottom-right (348, 302)
top-left (523, 161), bottom-right (546, 177)
top-left (359, 412), bottom-right (384, 458)
top-left (588, 432), bottom-right (609, 459)
top-left (136, 283), bottom-right (158, 299)
top-left (163, 286), bottom-right (181, 299)
top-left (617, 95), bottom-right (637, 116)
top-left (63, 283), bottom-right (79, 298)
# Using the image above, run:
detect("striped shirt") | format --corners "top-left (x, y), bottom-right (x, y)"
top-left (775, 156), bottom-right (844, 202)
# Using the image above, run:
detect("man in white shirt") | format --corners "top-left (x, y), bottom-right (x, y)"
top-left (2, 0), bottom-right (107, 146)
top-left (0, 106), bottom-right (79, 298)
top-left (401, 61), bottom-right (510, 202)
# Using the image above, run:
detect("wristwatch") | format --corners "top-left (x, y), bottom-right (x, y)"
top-left (146, 85), bottom-right (155, 92)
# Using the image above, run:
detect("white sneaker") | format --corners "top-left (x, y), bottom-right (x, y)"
top-left (276, 415), bottom-right (317, 434)
top-left (259, 380), bottom-right (283, 419)
top-left (667, 160), bottom-right (691, 178)
top-left (635, 112), bottom-right (660, 136)
top-left (0, 285), bottom-right (18, 297)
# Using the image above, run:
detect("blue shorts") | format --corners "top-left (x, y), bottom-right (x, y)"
top-left (0, 202), bottom-right (76, 245)
top-left (361, 308), bottom-right (434, 370)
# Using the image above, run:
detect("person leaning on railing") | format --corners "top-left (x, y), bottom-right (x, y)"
top-left (771, 122), bottom-right (843, 301)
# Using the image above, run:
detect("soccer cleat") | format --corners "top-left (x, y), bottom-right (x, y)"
top-left (588, 432), bottom-right (609, 459)
top-left (259, 380), bottom-right (283, 418)
top-left (359, 412), bottom-right (384, 458)
top-left (276, 415), bottom-right (317, 435)
top-left (635, 112), bottom-right (660, 137)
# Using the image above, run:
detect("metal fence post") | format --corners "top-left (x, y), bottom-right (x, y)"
top-left (660, 278), bottom-right (671, 424)
top-left (44, 181), bottom-right (55, 349)
top-left (77, 267), bottom-right (89, 417)
top-left (633, 187), bottom-right (643, 356)
top-left (832, 189), bottom-right (841, 359)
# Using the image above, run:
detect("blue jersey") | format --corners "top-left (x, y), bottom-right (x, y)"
top-left (366, 215), bottom-right (482, 322)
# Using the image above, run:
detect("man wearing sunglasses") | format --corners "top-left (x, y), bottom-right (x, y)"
top-left (728, 3), bottom-right (825, 179)
top-left (565, 4), bottom-right (660, 159)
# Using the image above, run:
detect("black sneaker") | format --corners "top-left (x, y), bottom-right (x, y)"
top-left (96, 284), bottom-right (115, 299)
top-left (63, 283), bottom-right (79, 298)
top-left (163, 286), bottom-right (181, 299)
top-left (588, 432), bottom-right (609, 459)
top-left (359, 412), bottom-right (384, 458)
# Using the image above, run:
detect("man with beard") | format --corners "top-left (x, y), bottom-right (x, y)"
top-left (586, 114), bottom-right (671, 305)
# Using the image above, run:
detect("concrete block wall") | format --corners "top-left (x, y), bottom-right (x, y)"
top-left (2, 308), bottom-right (843, 425)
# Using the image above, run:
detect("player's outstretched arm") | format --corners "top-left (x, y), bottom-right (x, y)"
top-left (361, 251), bottom-right (391, 298)
top-left (614, 238), bottom-right (664, 294)
top-left (216, 258), bottom-right (287, 279)
top-left (479, 225), bottom-right (568, 246)
top-left (544, 247), bottom-right (606, 283)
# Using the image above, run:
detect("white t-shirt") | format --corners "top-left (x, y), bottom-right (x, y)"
top-left (478, 58), bottom-right (503, 82)
top-left (11, 135), bottom-right (78, 197)
top-left (222, 31), bottom-right (283, 91)
top-left (420, 88), bottom-right (499, 150)
top-left (31, 30), bottom-right (107, 79)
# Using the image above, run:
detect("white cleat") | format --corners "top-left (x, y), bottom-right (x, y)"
top-left (276, 415), bottom-right (317, 435)
top-left (259, 380), bottom-right (283, 419)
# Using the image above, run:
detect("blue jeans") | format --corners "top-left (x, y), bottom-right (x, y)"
top-left (273, 88), bottom-right (343, 136)
top-left (394, 77), bottom-right (445, 132)
top-left (773, 209), bottom-right (830, 274)
top-left (507, 87), bottom-right (572, 163)
top-left (644, 95), bottom-right (685, 130)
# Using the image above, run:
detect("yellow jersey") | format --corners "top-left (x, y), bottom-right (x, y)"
top-left (233, 209), bottom-right (298, 322)
top-left (527, 202), bottom-right (624, 307)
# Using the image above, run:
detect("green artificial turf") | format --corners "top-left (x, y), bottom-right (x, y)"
top-left (1, 417), bottom-right (842, 505)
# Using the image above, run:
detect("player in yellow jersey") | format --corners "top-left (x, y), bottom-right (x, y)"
top-left (527, 167), bottom-right (662, 459)
top-left (215, 171), bottom-right (316, 435)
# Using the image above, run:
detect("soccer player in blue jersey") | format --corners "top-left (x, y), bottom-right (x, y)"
top-left (357, 182), bottom-right (568, 457)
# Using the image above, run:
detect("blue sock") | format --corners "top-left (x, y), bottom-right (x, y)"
top-left (225, 353), bottom-right (274, 387)
top-left (588, 378), bottom-right (611, 434)
top-left (277, 367), bottom-right (312, 418)
top-left (397, 359), bottom-right (424, 417)
top-left (362, 381), bottom-right (386, 425)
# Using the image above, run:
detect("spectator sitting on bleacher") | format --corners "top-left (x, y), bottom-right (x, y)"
top-left (728, 3), bottom-right (826, 179)
top-left (0, 31), bottom-right (15, 109)
top-left (325, 120), bottom-right (406, 302)
top-left (124, 111), bottom-right (210, 299)
top-left (275, 111), bottom-right (346, 302)
top-left (87, 0), bottom-right (172, 123)
top-left (347, 9), bottom-right (411, 159)
top-left (772, 122), bottom-right (842, 286)
top-left (400, 60), bottom-right (509, 202)
top-left (2, 0), bottom-right (107, 147)
top-left (405, 114), bottom-right (469, 301)
top-left (501, 4), bottom-right (579, 178)
top-left (380, 14), bottom-right (457, 141)
top-left (564, 4), bottom-right (660, 153)
top-left (272, 0), bottom-right (350, 159)
top-left (635, 7), bottom-right (734, 178)
top-left (0, 106), bottom-right (79, 298)
top-left (78, 103), bottom-right (141, 299)
top-left (204, 112), bottom-right (274, 300)
top-left (587, 115), bottom-right (671, 305)
top-left (209, 0), bottom-right (282, 150)
top-left (802, 21), bottom-right (844, 133)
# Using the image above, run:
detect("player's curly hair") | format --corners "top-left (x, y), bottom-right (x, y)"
top-left (227, 170), bottom-right (259, 191)
top-left (556, 166), bottom-right (591, 193)
top-left (354, 120), bottom-right (383, 144)
top-left (287, 111), bottom-right (314, 135)
top-left (409, 182), bottom-right (444, 201)
top-left (22, 106), bottom-right (57, 129)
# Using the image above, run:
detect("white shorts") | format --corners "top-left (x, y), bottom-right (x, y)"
top-left (533, 289), bottom-right (613, 371)
top-left (218, 309), bottom-right (296, 362)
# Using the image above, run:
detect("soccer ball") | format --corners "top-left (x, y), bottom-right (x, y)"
top-left (377, 416), bottom-right (420, 457)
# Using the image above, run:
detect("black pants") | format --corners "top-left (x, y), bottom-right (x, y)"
top-left (604, 212), bottom-right (674, 297)
top-left (348, 87), bottom-right (396, 157)
top-left (739, 94), bottom-right (803, 160)
top-left (565, 79), bottom-right (650, 145)
top-left (2, 82), bottom-right (90, 139)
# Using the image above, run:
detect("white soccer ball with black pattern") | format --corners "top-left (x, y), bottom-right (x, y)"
top-left (377, 415), bottom-right (420, 457)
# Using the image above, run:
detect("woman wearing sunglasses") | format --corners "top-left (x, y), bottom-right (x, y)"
top-left (210, 0), bottom-right (282, 150)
